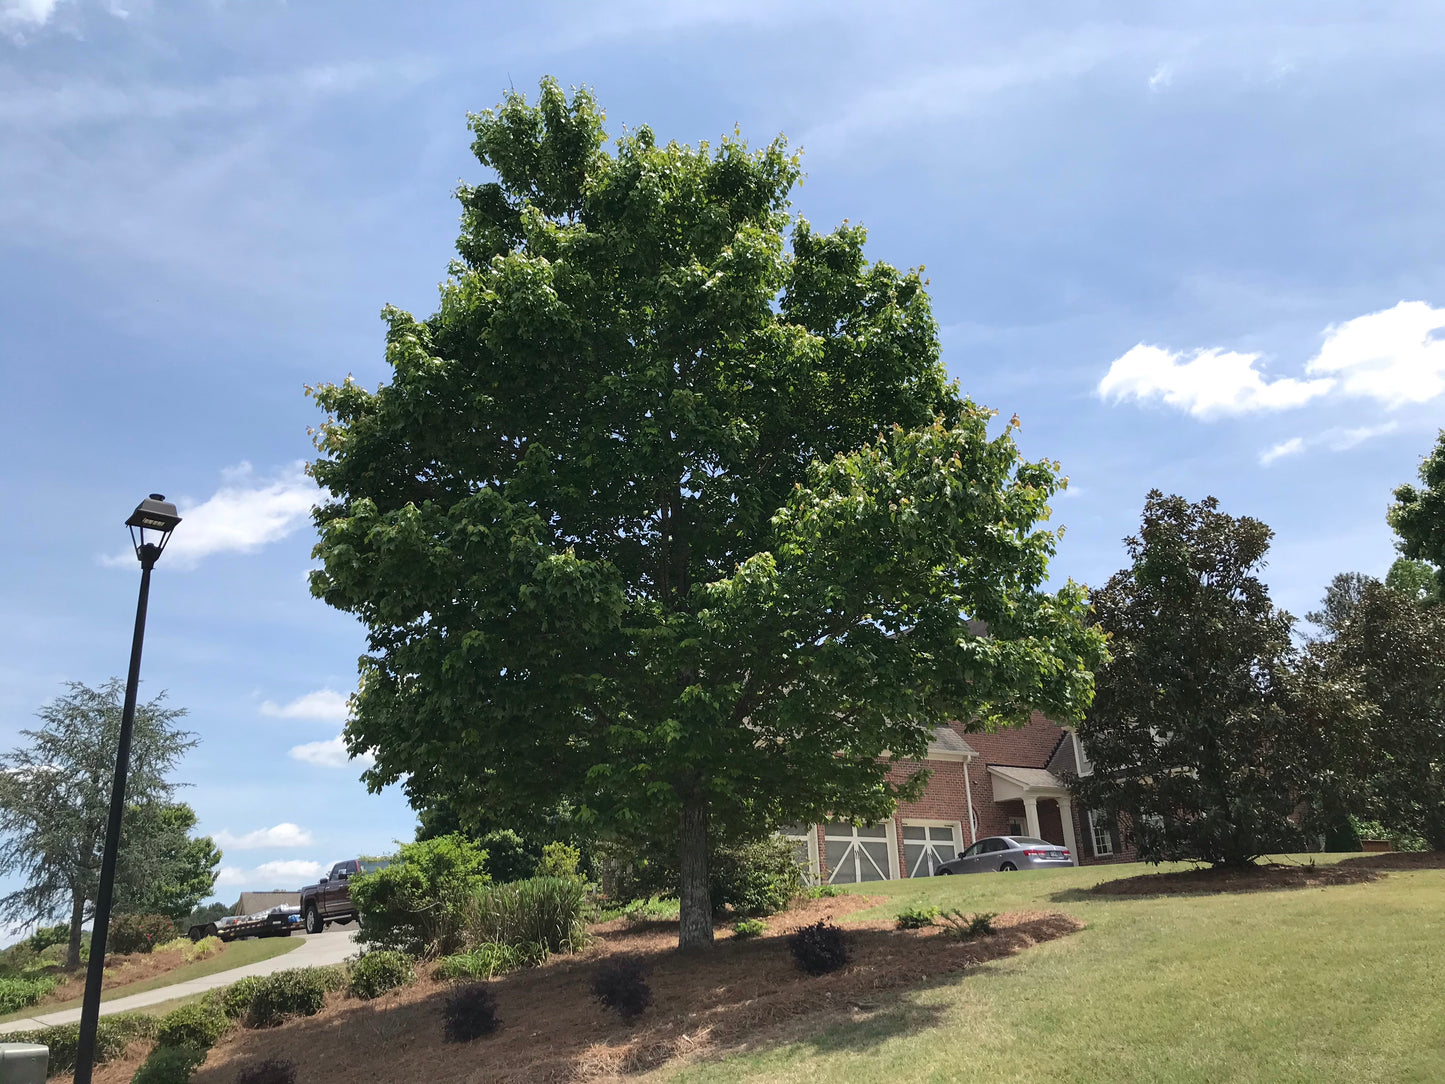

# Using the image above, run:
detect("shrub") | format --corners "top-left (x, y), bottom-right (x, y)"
top-left (442, 982), bottom-right (500, 1043)
top-left (110, 913), bottom-right (179, 955)
top-left (732, 919), bottom-right (767, 939)
top-left (234, 1058), bottom-right (298, 1084)
top-left (895, 905), bottom-right (940, 930)
top-left (156, 1001), bottom-right (231, 1050)
top-left (1350, 817), bottom-right (1430, 853)
top-left (432, 941), bottom-right (544, 982)
top-left (620, 897), bottom-right (677, 923)
top-left (939, 910), bottom-right (996, 941)
top-left (208, 976), bottom-right (265, 1020)
top-left (11, 1013), bottom-right (159, 1075)
top-left (788, 920), bottom-right (850, 975)
top-left (590, 958), bottom-right (651, 1022)
top-left (479, 829), bottom-right (540, 884)
top-left (711, 836), bottom-right (805, 917)
top-left (535, 841), bottom-right (582, 880)
top-left (468, 876), bottom-right (587, 954)
top-left (246, 968), bottom-right (329, 1027)
top-left (352, 834), bottom-right (489, 957)
top-left (313, 962), bottom-right (351, 992)
top-left (27, 923), bottom-right (70, 954)
top-left (803, 884), bottom-right (844, 899)
top-left (0, 974), bottom-right (57, 1013)
top-left (348, 950), bottom-right (415, 1000)
top-left (131, 1044), bottom-right (206, 1084)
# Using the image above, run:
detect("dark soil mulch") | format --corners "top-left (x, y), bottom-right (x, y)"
top-left (1338, 851), bottom-right (1445, 871)
top-left (1089, 861), bottom-right (1379, 896)
top-left (166, 897), bottom-right (1082, 1084)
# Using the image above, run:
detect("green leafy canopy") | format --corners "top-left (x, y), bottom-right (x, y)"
top-left (308, 78), bottom-right (1105, 944)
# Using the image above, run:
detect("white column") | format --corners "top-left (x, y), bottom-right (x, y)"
top-left (1023, 795), bottom-right (1041, 839)
top-left (1058, 797), bottom-right (1079, 865)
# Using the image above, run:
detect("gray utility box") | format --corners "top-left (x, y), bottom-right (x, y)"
top-left (0, 1043), bottom-right (48, 1084)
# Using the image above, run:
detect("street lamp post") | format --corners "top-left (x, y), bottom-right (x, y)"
top-left (73, 495), bottom-right (181, 1084)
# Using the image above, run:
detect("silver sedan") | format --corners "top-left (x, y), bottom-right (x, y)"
top-left (935, 835), bottom-right (1073, 874)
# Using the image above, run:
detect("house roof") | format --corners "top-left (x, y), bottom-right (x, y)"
top-left (987, 764), bottom-right (1070, 798)
top-left (927, 726), bottom-right (976, 761)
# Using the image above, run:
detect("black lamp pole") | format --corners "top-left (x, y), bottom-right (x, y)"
top-left (74, 495), bottom-right (181, 1084)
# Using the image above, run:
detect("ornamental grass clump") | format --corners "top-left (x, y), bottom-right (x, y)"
top-left (468, 876), bottom-right (587, 954)
top-left (939, 910), bottom-right (996, 941)
top-left (788, 920), bottom-right (851, 975)
top-left (433, 941), bottom-right (544, 982)
top-left (590, 958), bottom-right (652, 1023)
top-left (442, 982), bottom-right (501, 1043)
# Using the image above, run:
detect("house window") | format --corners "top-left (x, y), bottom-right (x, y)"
top-left (1088, 810), bottom-right (1114, 856)
top-left (1073, 732), bottom-right (1093, 777)
top-left (779, 824), bottom-right (820, 884)
top-left (823, 821), bottom-right (896, 883)
top-left (1007, 814), bottom-right (1026, 837)
top-left (901, 820), bottom-right (961, 877)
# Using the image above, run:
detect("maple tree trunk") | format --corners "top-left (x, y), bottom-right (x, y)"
top-left (677, 790), bottom-right (714, 950)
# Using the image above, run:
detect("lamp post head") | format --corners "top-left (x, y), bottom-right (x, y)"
top-left (125, 494), bottom-right (181, 569)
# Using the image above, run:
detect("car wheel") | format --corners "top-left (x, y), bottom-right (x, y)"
top-left (999, 862), bottom-right (1017, 871)
top-left (304, 904), bottom-right (323, 935)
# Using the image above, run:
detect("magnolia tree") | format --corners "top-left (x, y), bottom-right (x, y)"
top-left (309, 79), bottom-right (1106, 948)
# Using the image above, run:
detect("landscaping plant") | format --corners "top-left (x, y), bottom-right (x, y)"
top-left (156, 1001), bottom-right (231, 1050)
top-left (130, 1044), bottom-right (206, 1084)
top-left (234, 1059), bottom-right (297, 1084)
top-left (433, 942), bottom-right (542, 982)
top-left (308, 76), bottom-right (1107, 950)
top-left (939, 910), bottom-right (996, 941)
top-left (109, 913), bottom-right (180, 955)
top-left (467, 876), bottom-right (587, 954)
top-left (788, 920), bottom-right (851, 975)
top-left (9, 1013), bottom-right (159, 1075)
top-left (895, 905), bottom-right (941, 930)
top-left (208, 976), bottom-right (264, 1020)
top-left (710, 836), bottom-right (805, 917)
top-left (351, 834), bottom-right (490, 957)
top-left (732, 918), bottom-right (767, 938)
top-left (0, 973), bottom-right (57, 1013)
top-left (348, 950), bottom-right (415, 999)
top-left (245, 968), bottom-right (330, 1027)
top-left (442, 982), bottom-right (501, 1043)
top-left (590, 958), bottom-right (652, 1023)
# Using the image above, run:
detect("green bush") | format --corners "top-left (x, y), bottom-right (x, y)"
top-left (732, 919), bottom-right (767, 939)
top-left (110, 913), bottom-right (180, 955)
top-left (10, 1013), bottom-right (159, 1075)
top-left (156, 1001), bottom-right (231, 1050)
top-left (803, 884), bottom-right (844, 899)
top-left (468, 876), bottom-right (587, 954)
top-left (313, 962), bottom-right (351, 992)
top-left (246, 968), bottom-right (330, 1027)
top-left (26, 923), bottom-right (70, 954)
top-left (895, 905), bottom-right (940, 930)
top-left (618, 897), bottom-right (678, 924)
top-left (352, 834), bottom-right (490, 957)
top-left (0, 973), bottom-right (57, 1013)
top-left (207, 976), bottom-right (264, 1020)
top-left (130, 1043), bottom-right (206, 1084)
top-left (1350, 817), bottom-right (1429, 852)
top-left (535, 841), bottom-right (582, 879)
top-left (479, 829), bottom-right (540, 884)
top-left (432, 941), bottom-right (545, 982)
top-left (711, 836), bottom-right (805, 917)
top-left (348, 950), bottom-right (415, 1000)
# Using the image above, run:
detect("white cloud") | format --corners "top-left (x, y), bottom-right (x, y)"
top-left (254, 860), bottom-right (325, 883)
top-left (1098, 344), bottom-right (1335, 418)
top-left (260, 690), bottom-right (349, 724)
top-left (1149, 63), bottom-right (1174, 90)
top-left (290, 735), bottom-right (374, 770)
top-left (215, 823), bottom-right (313, 850)
top-left (103, 461), bottom-right (317, 569)
top-left (1260, 437), bottom-right (1306, 465)
top-left (214, 866), bottom-right (248, 888)
top-left (1304, 300), bottom-right (1445, 406)
top-left (0, 0), bottom-right (62, 30)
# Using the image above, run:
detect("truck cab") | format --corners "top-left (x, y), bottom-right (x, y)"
top-left (299, 857), bottom-right (386, 934)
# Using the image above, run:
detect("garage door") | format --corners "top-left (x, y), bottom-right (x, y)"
top-left (901, 820), bottom-right (961, 877)
top-left (824, 822), bottom-right (895, 883)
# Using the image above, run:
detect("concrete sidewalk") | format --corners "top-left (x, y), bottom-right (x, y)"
top-left (0, 928), bottom-right (359, 1034)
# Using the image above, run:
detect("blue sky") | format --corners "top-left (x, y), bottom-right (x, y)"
top-left (2, 1), bottom-right (1443, 909)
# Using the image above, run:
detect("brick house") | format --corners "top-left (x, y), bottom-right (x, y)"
top-left (785, 712), bottom-right (1136, 884)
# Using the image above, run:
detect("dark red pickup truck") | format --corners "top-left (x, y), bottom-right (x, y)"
top-left (298, 858), bottom-right (387, 934)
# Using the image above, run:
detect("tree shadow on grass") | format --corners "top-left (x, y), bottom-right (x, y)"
top-left (1050, 862), bottom-right (1379, 902)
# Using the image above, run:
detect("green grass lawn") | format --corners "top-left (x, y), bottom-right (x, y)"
top-left (0, 935), bottom-right (304, 1023)
top-left (666, 855), bottom-right (1445, 1084)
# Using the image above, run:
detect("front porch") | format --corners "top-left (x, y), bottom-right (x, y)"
top-left (987, 765), bottom-right (1079, 864)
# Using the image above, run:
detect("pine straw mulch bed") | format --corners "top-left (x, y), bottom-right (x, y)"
top-left (159, 896), bottom-right (1081, 1084)
top-left (1338, 850), bottom-right (1445, 871)
top-left (35, 944), bottom-right (228, 1009)
top-left (1088, 861), bottom-right (1380, 896)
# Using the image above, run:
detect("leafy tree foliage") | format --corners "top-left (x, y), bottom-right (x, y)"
top-left (1314, 577), bottom-right (1445, 849)
top-left (309, 78), bottom-right (1105, 947)
top-left (1390, 429), bottom-right (1445, 597)
top-left (1074, 492), bottom-right (1352, 867)
top-left (0, 680), bottom-right (197, 967)
top-left (1385, 557), bottom-right (1441, 605)
top-left (116, 803), bottom-right (222, 921)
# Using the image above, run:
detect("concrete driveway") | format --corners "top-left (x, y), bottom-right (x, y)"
top-left (0, 927), bottom-right (360, 1034)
